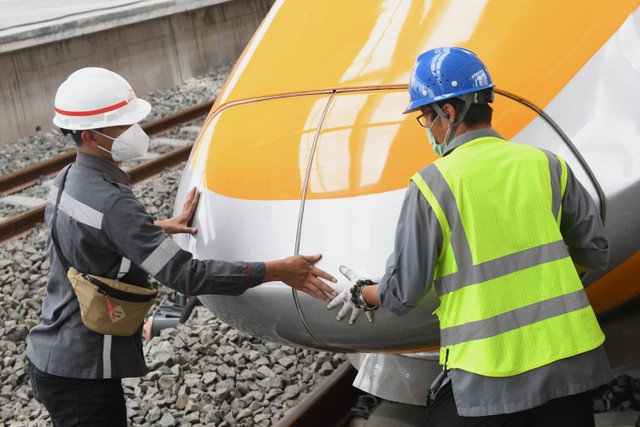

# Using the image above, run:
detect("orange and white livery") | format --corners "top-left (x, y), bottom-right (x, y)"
top-left (173, 0), bottom-right (640, 404)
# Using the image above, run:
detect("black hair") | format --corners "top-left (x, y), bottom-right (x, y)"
top-left (60, 129), bottom-right (83, 147)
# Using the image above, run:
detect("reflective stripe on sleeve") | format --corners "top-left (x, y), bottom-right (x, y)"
top-left (47, 185), bottom-right (59, 206)
top-left (140, 238), bottom-right (181, 276)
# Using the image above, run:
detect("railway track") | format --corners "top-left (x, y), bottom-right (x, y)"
top-left (0, 101), bottom-right (214, 243)
top-left (275, 361), bottom-right (360, 427)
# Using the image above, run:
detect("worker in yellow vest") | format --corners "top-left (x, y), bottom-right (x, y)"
top-left (328, 47), bottom-right (611, 426)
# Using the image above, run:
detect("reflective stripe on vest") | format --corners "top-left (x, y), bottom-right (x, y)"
top-left (411, 137), bottom-right (604, 377)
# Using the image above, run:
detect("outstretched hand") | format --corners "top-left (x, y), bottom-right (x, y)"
top-left (264, 254), bottom-right (337, 302)
top-left (154, 187), bottom-right (200, 235)
top-left (326, 265), bottom-right (376, 324)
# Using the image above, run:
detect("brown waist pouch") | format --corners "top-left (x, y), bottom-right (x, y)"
top-left (67, 267), bottom-right (157, 336)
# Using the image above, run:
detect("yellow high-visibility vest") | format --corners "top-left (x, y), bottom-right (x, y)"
top-left (411, 136), bottom-right (604, 377)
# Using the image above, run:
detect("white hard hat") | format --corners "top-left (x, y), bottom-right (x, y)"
top-left (53, 67), bottom-right (151, 130)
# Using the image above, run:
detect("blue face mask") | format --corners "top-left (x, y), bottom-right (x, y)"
top-left (426, 116), bottom-right (446, 156)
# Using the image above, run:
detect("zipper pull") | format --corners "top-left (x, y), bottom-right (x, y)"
top-left (104, 294), bottom-right (117, 321)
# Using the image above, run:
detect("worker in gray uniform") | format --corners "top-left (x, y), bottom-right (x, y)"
top-left (27, 67), bottom-right (337, 427)
top-left (328, 47), bottom-right (611, 426)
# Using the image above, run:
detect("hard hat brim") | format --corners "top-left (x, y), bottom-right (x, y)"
top-left (53, 98), bottom-right (152, 130)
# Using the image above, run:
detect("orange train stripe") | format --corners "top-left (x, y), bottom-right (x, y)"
top-left (587, 251), bottom-right (640, 314)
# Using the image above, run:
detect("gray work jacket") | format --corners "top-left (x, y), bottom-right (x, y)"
top-left (378, 129), bottom-right (612, 416)
top-left (27, 152), bottom-right (265, 379)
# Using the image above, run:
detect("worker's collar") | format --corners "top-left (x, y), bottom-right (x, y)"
top-left (442, 128), bottom-right (504, 156)
top-left (75, 151), bottom-right (130, 186)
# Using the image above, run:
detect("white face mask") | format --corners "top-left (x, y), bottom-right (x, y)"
top-left (93, 124), bottom-right (150, 162)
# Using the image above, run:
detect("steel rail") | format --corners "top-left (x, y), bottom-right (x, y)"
top-left (0, 100), bottom-right (214, 244)
top-left (275, 361), bottom-right (359, 427)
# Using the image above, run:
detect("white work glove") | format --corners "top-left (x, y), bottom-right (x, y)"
top-left (326, 265), bottom-right (376, 325)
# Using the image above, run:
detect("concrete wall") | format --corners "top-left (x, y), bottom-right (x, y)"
top-left (0, 0), bottom-right (274, 145)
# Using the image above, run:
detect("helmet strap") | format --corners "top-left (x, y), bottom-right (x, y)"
top-left (432, 93), bottom-right (475, 144)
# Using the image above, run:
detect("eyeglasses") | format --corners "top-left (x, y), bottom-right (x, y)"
top-left (416, 112), bottom-right (432, 128)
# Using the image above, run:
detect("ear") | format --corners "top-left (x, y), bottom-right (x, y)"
top-left (81, 130), bottom-right (98, 146)
top-left (443, 103), bottom-right (457, 123)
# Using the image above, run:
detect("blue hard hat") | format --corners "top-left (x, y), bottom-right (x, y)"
top-left (403, 47), bottom-right (495, 114)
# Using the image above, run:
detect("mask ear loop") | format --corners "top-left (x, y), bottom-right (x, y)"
top-left (91, 129), bottom-right (115, 141)
top-left (432, 93), bottom-right (475, 144)
top-left (88, 129), bottom-right (115, 156)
